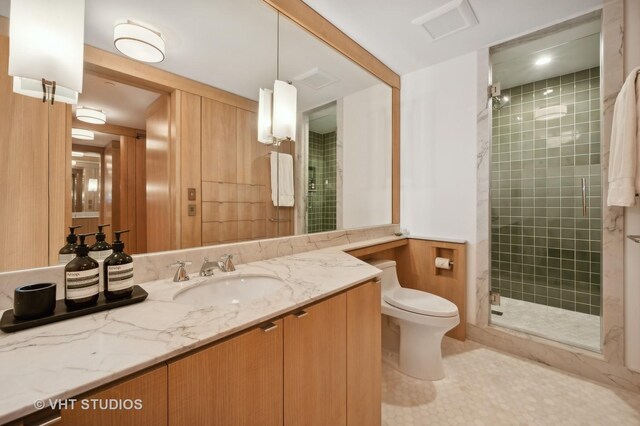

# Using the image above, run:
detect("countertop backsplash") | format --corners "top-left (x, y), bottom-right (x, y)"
top-left (0, 224), bottom-right (399, 311)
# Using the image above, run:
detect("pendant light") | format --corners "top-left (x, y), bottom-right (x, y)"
top-left (258, 12), bottom-right (297, 145)
top-left (8, 0), bottom-right (85, 104)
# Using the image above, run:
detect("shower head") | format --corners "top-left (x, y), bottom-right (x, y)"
top-left (492, 94), bottom-right (510, 111)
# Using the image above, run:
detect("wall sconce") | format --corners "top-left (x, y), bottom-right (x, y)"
top-left (76, 107), bottom-right (107, 124)
top-left (8, 0), bottom-right (85, 104)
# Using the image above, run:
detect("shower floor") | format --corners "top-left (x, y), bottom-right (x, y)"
top-left (491, 297), bottom-right (601, 352)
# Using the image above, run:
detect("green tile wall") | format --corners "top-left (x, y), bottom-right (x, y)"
top-left (307, 131), bottom-right (337, 233)
top-left (490, 67), bottom-right (601, 316)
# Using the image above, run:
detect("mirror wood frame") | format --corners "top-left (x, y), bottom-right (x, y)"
top-left (0, 0), bottom-right (400, 271)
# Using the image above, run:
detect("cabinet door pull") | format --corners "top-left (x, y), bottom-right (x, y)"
top-left (294, 310), bottom-right (308, 318)
top-left (260, 322), bottom-right (278, 332)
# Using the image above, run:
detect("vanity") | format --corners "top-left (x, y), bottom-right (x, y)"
top-left (0, 247), bottom-right (384, 426)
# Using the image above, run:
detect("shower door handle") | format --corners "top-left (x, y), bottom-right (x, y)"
top-left (581, 178), bottom-right (587, 217)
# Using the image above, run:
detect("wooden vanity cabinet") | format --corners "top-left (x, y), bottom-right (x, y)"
top-left (58, 365), bottom-right (168, 426)
top-left (284, 293), bottom-right (347, 426)
top-left (42, 281), bottom-right (380, 426)
top-left (167, 319), bottom-right (284, 426)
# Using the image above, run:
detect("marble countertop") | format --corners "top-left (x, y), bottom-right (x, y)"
top-left (0, 249), bottom-right (382, 424)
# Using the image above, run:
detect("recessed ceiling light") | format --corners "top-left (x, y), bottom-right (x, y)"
top-left (503, 96), bottom-right (509, 102)
top-left (71, 128), bottom-right (95, 140)
top-left (76, 107), bottom-right (106, 124)
top-left (114, 22), bottom-right (165, 63)
top-left (535, 56), bottom-right (552, 66)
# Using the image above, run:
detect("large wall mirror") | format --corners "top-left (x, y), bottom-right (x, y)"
top-left (0, 0), bottom-right (393, 272)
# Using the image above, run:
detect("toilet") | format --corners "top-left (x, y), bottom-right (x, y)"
top-left (368, 259), bottom-right (459, 381)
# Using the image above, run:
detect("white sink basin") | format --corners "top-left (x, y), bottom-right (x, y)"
top-left (173, 273), bottom-right (284, 308)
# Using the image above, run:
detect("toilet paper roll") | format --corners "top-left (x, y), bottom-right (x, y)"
top-left (435, 257), bottom-right (452, 270)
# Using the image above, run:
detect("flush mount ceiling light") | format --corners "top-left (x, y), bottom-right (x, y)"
top-left (534, 105), bottom-right (567, 121)
top-left (535, 56), bottom-right (552, 66)
top-left (76, 107), bottom-right (106, 124)
top-left (8, 0), bottom-right (85, 104)
top-left (412, 0), bottom-right (478, 41)
top-left (114, 22), bottom-right (165, 63)
top-left (71, 128), bottom-right (95, 140)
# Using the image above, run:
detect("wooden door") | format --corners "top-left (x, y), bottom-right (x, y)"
top-left (347, 281), bottom-right (382, 426)
top-left (168, 320), bottom-right (283, 425)
top-left (59, 365), bottom-right (167, 426)
top-left (284, 294), bottom-right (347, 426)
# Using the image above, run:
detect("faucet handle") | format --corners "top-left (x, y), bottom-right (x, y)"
top-left (169, 261), bottom-right (192, 282)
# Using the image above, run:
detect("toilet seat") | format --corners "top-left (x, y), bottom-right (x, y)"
top-left (383, 288), bottom-right (458, 318)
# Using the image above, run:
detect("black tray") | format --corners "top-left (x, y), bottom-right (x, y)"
top-left (0, 285), bottom-right (148, 333)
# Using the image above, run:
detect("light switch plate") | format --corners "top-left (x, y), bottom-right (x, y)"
top-left (188, 204), bottom-right (196, 216)
top-left (188, 188), bottom-right (196, 201)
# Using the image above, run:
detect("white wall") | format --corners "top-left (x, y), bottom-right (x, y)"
top-left (623, 0), bottom-right (640, 373)
top-left (342, 83), bottom-right (392, 228)
top-left (400, 52), bottom-right (478, 322)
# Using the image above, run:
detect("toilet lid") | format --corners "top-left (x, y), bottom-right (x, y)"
top-left (383, 288), bottom-right (458, 317)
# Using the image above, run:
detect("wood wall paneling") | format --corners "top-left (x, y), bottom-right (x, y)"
top-left (135, 137), bottom-right (147, 253)
top-left (0, 36), bottom-right (49, 271)
top-left (178, 91), bottom-right (202, 249)
top-left (49, 102), bottom-right (72, 264)
top-left (392, 87), bottom-right (400, 224)
top-left (145, 95), bottom-right (172, 253)
top-left (395, 239), bottom-right (467, 340)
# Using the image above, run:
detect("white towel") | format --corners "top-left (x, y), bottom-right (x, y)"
top-left (270, 151), bottom-right (294, 207)
top-left (608, 66), bottom-right (640, 206)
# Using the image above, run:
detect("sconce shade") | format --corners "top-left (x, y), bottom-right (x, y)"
top-left (258, 88), bottom-right (273, 144)
top-left (8, 0), bottom-right (85, 104)
top-left (71, 128), bottom-right (94, 140)
top-left (76, 107), bottom-right (107, 124)
top-left (114, 22), bottom-right (165, 63)
top-left (272, 80), bottom-right (297, 141)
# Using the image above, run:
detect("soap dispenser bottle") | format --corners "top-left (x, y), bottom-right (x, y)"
top-left (104, 229), bottom-right (134, 300)
top-left (89, 224), bottom-right (113, 261)
top-left (59, 225), bottom-right (82, 264)
top-left (64, 233), bottom-right (100, 310)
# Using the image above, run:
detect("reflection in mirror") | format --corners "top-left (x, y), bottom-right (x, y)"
top-left (71, 72), bottom-right (161, 252)
top-left (0, 0), bottom-right (392, 273)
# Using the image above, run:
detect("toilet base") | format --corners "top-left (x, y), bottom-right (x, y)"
top-left (398, 321), bottom-right (447, 381)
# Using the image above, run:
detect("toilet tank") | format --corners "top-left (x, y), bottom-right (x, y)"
top-left (366, 259), bottom-right (400, 292)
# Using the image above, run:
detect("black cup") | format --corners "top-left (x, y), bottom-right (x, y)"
top-left (13, 283), bottom-right (57, 320)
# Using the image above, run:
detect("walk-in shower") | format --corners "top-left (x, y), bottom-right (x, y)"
top-left (489, 13), bottom-right (602, 352)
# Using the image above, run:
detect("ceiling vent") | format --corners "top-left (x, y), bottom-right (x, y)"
top-left (293, 67), bottom-right (339, 90)
top-left (412, 0), bottom-right (478, 41)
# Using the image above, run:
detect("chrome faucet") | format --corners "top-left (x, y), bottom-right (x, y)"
top-left (218, 254), bottom-right (236, 272)
top-left (199, 257), bottom-right (218, 277)
top-left (169, 261), bottom-right (192, 282)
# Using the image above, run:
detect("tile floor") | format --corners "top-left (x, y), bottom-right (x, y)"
top-left (382, 338), bottom-right (640, 425)
top-left (491, 296), bottom-right (601, 352)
